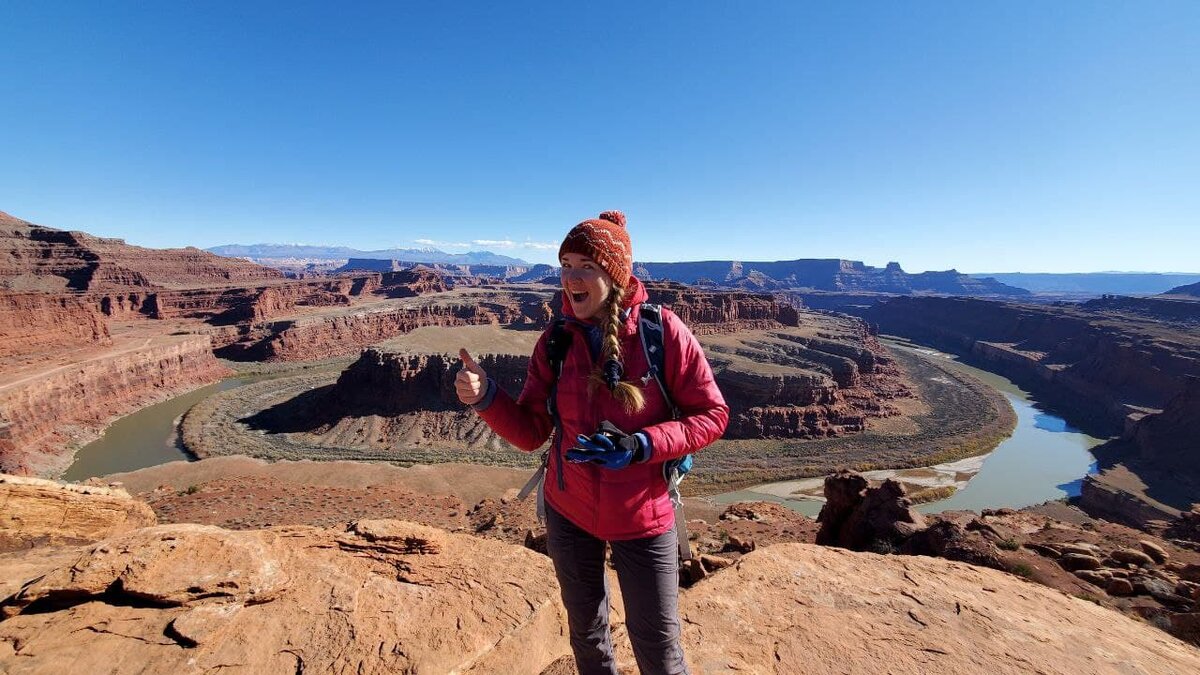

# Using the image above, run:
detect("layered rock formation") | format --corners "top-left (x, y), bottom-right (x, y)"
top-left (636, 258), bottom-right (1030, 296)
top-left (325, 349), bottom-right (529, 415)
top-left (314, 317), bottom-right (908, 445)
top-left (856, 295), bottom-right (1200, 432)
top-left (0, 210), bottom-right (281, 292)
top-left (823, 294), bottom-right (1200, 530)
top-left (225, 298), bottom-right (549, 361)
top-left (643, 281), bottom-right (799, 335)
top-left (0, 336), bottom-right (229, 476)
top-left (0, 474), bottom-right (155, 551)
top-left (705, 323), bottom-right (911, 439)
top-left (0, 292), bottom-right (110, 359)
top-left (1130, 376), bottom-right (1200, 474)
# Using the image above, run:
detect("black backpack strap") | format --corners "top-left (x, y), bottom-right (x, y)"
top-left (545, 319), bottom-right (570, 489)
top-left (637, 303), bottom-right (694, 562)
top-left (518, 321), bottom-right (571, 514)
top-left (637, 304), bottom-right (680, 420)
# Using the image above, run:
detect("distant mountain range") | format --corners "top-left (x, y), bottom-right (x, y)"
top-left (207, 243), bottom-right (529, 267)
top-left (969, 272), bottom-right (1200, 296)
top-left (335, 258), bottom-right (556, 282)
top-left (635, 259), bottom-right (1028, 296)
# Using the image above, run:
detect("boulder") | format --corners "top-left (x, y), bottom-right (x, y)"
top-left (1107, 578), bottom-right (1136, 596)
top-left (1112, 548), bottom-right (1156, 568)
top-left (1060, 553), bottom-right (1104, 571)
top-left (817, 474), bottom-right (926, 551)
top-left (1059, 542), bottom-right (1101, 556)
top-left (1140, 540), bottom-right (1170, 564)
top-left (0, 474), bottom-right (156, 551)
top-left (901, 521), bottom-right (1004, 571)
top-left (1075, 570), bottom-right (1110, 585)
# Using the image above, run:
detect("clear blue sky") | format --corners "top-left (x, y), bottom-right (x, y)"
top-left (2, 2), bottom-right (1197, 272)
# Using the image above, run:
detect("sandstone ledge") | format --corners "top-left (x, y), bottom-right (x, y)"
top-left (3, 520), bottom-right (1200, 673)
top-left (0, 473), bottom-right (156, 552)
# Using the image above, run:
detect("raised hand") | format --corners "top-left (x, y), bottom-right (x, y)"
top-left (455, 348), bottom-right (488, 405)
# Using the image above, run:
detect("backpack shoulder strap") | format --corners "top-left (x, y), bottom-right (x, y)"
top-left (545, 319), bottom-right (570, 380)
top-left (639, 303), bottom-right (693, 562)
top-left (519, 319), bottom-right (573, 514)
top-left (637, 303), bottom-right (680, 420)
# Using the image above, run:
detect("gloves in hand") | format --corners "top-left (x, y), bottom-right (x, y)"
top-left (566, 421), bottom-right (650, 471)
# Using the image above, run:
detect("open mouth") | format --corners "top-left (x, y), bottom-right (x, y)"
top-left (571, 291), bottom-right (588, 303)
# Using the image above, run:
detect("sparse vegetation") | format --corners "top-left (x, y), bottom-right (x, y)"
top-left (908, 485), bottom-right (958, 504)
top-left (1009, 563), bottom-right (1035, 578)
top-left (182, 340), bottom-right (1017, 496)
top-left (997, 538), bottom-right (1021, 551)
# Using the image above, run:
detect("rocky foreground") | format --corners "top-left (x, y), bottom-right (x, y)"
top-left (4, 471), bottom-right (1200, 673)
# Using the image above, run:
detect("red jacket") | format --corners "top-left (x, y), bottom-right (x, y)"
top-left (477, 276), bottom-right (729, 540)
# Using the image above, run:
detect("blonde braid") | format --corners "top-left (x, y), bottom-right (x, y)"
top-left (589, 285), bottom-right (646, 413)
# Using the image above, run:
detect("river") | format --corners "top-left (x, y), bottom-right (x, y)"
top-left (61, 376), bottom-right (261, 481)
top-left (710, 339), bottom-right (1108, 516)
top-left (66, 341), bottom-right (1108, 517)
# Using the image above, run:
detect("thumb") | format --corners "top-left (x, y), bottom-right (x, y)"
top-left (459, 348), bottom-right (485, 374)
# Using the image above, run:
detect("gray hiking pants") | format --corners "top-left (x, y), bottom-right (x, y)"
top-left (545, 503), bottom-right (689, 675)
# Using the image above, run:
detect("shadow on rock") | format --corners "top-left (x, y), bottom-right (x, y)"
top-left (240, 385), bottom-right (336, 433)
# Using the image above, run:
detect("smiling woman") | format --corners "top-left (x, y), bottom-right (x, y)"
top-left (560, 251), bottom-right (612, 322)
top-left (454, 210), bottom-right (729, 674)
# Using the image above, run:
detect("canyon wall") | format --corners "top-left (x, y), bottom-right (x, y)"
top-left (0, 292), bottom-right (110, 359)
top-left (0, 210), bottom-right (281, 292)
top-left (1130, 376), bottom-right (1200, 474)
top-left (0, 336), bottom-right (230, 476)
top-left (712, 328), bottom-right (908, 439)
top-left (635, 258), bottom-right (1029, 296)
top-left (318, 316), bottom-right (908, 442)
top-left (325, 349), bottom-right (530, 416)
top-left (643, 281), bottom-right (799, 334)
top-left (855, 296), bottom-right (1200, 433)
top-left (223, 299), bottom-right (550, 361)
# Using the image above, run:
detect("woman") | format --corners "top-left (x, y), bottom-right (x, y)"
top-left (456, 210), bottom-right (728, 675)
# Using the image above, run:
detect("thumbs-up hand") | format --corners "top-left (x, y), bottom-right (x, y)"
top-left (456, 348), bottom-right (488, 405)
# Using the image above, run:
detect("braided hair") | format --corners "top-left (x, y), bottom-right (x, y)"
top-left (588, 284), bottom-right (646, 414)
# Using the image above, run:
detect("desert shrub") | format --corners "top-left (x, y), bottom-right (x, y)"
top-left (1009, 562), bottom-right (1034, 578)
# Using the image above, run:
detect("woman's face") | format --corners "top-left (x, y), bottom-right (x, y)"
top-left (560, 252), bottom-right (613, 320)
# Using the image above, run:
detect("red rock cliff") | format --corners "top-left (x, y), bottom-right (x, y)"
top-left (0, 210), bottom-right (282, 292)
top-left (0, 292), bottom-right (110, 359)
top-left (0, 336), bottom-right (230, 477)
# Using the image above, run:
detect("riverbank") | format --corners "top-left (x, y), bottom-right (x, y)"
top-left (713, 339), bottom-right (1108, 516)
top-left (172, 341), bottom-right (1016, 494)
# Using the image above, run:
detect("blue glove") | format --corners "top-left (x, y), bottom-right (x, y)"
top-left (566, 421), bottom-right (650, 471)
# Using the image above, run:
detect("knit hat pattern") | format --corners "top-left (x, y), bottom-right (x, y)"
top-left (557, 210), bottom-right (633, 287)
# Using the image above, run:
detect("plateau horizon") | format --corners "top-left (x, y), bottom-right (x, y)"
top-left (205, 241), bottom-right (1200, 278)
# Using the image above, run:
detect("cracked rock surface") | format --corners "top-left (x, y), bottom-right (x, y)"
top-left (0, 521), bottom-right (569, 674)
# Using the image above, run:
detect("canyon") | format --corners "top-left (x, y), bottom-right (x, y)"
top-left (3, 208), bottom-right (1200, 669)
top-left (819, 293), bottom-right (1200, 531)
top-left (177, 289), bottom-right (936, 478)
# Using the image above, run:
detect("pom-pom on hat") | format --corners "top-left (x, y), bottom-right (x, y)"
top-left (558, 210), bottom-right (633, 287)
